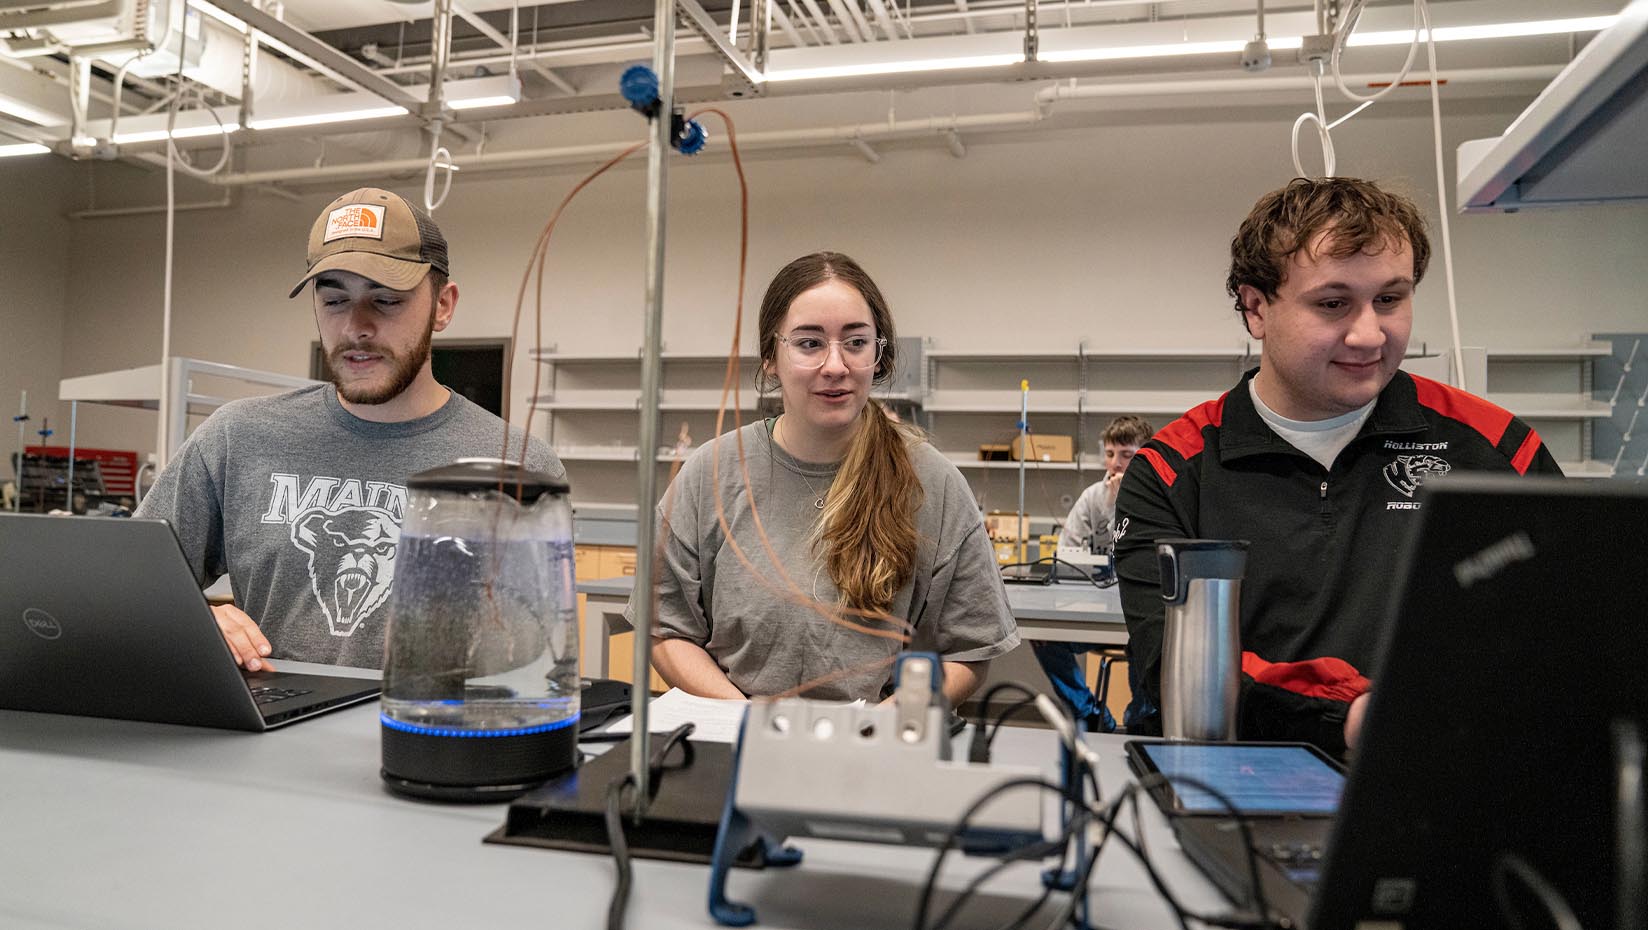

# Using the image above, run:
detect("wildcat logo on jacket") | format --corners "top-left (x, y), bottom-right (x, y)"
top-left (262, 474), bottom-right (409, 636)
top-left (1383, 454), bottom-right (1451, 502)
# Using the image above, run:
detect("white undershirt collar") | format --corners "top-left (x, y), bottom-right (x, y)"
top-left (1248, 379), bottom-right (1376, 471)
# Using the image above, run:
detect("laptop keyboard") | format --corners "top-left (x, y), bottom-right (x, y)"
top-left (1262, 840), bottom-right (1326, 885)
top-left (250, 686), bottom-right (314, 706)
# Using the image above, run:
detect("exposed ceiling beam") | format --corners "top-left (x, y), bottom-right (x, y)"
top-left (451, 1), bottom-right (578, 95)
top-left (677, 0), bottom-right (764, 96)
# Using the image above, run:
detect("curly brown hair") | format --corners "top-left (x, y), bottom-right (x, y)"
top-left (1226, 178), bottom-right (1431, 333)
top-left (1101, 415), bottom-right (1154, 448)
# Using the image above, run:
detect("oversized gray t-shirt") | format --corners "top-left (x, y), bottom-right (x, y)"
top-left (628, 420), bottom-right (1019, 701)
top-left (136, 383), bottom-right (562, 668)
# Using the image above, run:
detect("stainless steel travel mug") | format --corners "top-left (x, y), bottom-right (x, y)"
top-left (1157, 539), bottom-right (1248, 741)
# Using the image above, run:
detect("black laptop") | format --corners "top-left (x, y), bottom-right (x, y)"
top-left (0, 513), bottom-right (381, 730)
top-left (1131, 475), bottom-right (1648, 929)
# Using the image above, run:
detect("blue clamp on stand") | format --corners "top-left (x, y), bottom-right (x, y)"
top-left (620, 64), bottom-right (661, 117)
top-left (619, 64), bottom-right (708, 156)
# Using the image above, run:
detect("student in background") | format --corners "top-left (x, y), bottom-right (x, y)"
top-left (1056, 415), bottom-right (1153, 552)
top-left (629, 251), bottom-right (1018, 706)
top-left (1032, 415), bottom-right (1154, 732)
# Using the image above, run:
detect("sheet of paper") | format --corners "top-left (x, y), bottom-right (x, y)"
top-left (599, 688), bottom-right (750, 743)
top-left (599, 689), bottom-right (870, 743)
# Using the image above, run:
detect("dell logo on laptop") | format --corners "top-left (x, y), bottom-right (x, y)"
top-left (22, 607), bottom-right (63, 641)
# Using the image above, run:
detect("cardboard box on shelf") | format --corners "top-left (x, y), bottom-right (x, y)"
top-left (1010, 434), bottom-right (1074, 463)
top-left (984, 511), bottom-right (1029, 542)
top-left (978, 443), bottom-right (1012, 461)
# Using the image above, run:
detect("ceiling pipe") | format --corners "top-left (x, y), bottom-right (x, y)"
top-left (1033, 63), bottom-right (1564, 114)
top-left (864, 0), bottom-right (903, 41)
top-left (428, 0), bottom-right (454, 114)
top-left (823, 0), bottom-right (867, 42)
top-left (795, 0), bottom-right (839, 45)
top-left (148, 61), bottom-right (1564, 181)
top-left (203, 108), bottom-right (1043, 186)
top-left (771, 2), bottom-right (807, 48)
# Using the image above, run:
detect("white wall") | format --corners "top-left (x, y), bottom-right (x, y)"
top-left (33, 93), bottom-right (1648, 460)
top-left (0, 158), bottom-right (74, 478)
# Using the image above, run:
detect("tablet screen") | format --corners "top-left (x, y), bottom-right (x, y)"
top-left (1134, 743), bottom-right (1344, 816)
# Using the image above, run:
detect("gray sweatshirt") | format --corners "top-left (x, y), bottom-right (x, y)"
top-left (136, 383), bottom-right (562, 668)
top-left (629, 420), bottom-right (1019, 702)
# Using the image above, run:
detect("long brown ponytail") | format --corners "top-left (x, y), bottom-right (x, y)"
top-left (758, 252), bottom-right (923, 614)
top-left (819, 400), bottom-right (921, 613)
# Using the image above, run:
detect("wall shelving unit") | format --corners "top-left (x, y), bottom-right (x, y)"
top-left (534, 337), bottom-right (1622, 511)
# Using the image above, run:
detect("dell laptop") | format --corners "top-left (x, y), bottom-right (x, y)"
top-left (1131, 475), bottom-right (1647, 929)
top-left (0, 513), bottom-right (381, 731)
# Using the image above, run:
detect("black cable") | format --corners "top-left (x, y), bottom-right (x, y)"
top-left (603, 773), bottom-right (637, 930)
top-left (980, 696), bottom-right (1041, 761)
top-left (645, 722), bottom-right (695, 796)
top-left (1492, 852), bottom-right (1584, 930)
top-left (930, 823), bottom-right (1075, 930)
top-left (977, 681), bottom-right (1040, 709)
top-left (911, 777), bottom-right (1067, 930)
top-left (998, 555), bottom-right (1116, 590)
top-left (603, 723), bottom-right (697, 930)
top-left (1085, 781), bottom-right (1282, 930)
top-left (969, 682), bottom-right (1041, 764)
top-left (922, 697), bottom-right (1104, 930)
top-left (1132, 772), bottom-right (1272, 921)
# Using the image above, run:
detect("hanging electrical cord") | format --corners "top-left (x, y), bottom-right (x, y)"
top-left (164, 87), bottom-right (233, 178)
top-left (1420, 13), bottom-right (1468, 391)
top-left (107, 49), bottom-right (154, 143)
top-left (423, 118), bottom-right (458, 213)
top-left (1286, 0), bottom-right (1468, 389)
top-left (1330, 0), bottom-right (1423, 105)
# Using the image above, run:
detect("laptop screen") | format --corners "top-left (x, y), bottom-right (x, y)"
top-left (1136, 742), bottom-right (1345, 815)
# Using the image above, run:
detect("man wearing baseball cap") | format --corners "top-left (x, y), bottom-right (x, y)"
top-left (138, 188), bottom-right (563, 671)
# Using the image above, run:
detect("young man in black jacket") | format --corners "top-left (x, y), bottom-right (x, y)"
top-left (1113, 178), bottom-right (1562, 757)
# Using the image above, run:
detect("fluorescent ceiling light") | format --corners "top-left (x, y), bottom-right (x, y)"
top-left (1346, 16), bottom-right (1619, 48)
top-left (762, 52), bottom-right (1022, 82)
top-left (113, 122), bottom-right (241, 145)
top-left (0, 142), bottom-right (51, 157)
top-left (0, 94), bottom-right (65, 126)
top-left (769, 13), bottom-right (1618, 79)
top-left (248, 105), bottom-right (407, 131)
top-left (448, 95), bottom-right (518, 110)
top-left (1043, 36), bottom-right (1303, 64)
top-left (444, 73), bottom-right (523, 110)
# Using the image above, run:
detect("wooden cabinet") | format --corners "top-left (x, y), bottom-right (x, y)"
top-left (574, 543), bottom-right (665, 693)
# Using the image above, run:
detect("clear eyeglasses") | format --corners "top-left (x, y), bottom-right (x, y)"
top-left (778, 333), bottom-right (887, 370)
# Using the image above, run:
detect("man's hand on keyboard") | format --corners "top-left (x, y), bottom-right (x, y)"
top-left (211, 604), bottom-right (274, 672)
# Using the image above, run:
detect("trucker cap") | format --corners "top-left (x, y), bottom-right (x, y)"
top-left (288, 187), bottom-right (450, 298)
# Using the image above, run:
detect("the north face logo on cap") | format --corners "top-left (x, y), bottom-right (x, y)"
top-left (324, 204), bottom-right (387, 243)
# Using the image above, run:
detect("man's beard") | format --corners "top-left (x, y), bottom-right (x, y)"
top-left (325, 316), bottom-right (434, 406)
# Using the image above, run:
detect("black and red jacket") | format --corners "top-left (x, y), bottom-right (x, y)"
top-left (1113, 368), bottom-right (1562, 755)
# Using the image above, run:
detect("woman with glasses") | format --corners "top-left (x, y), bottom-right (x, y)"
top-left (626, 251), bottom-right (1018, 705)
